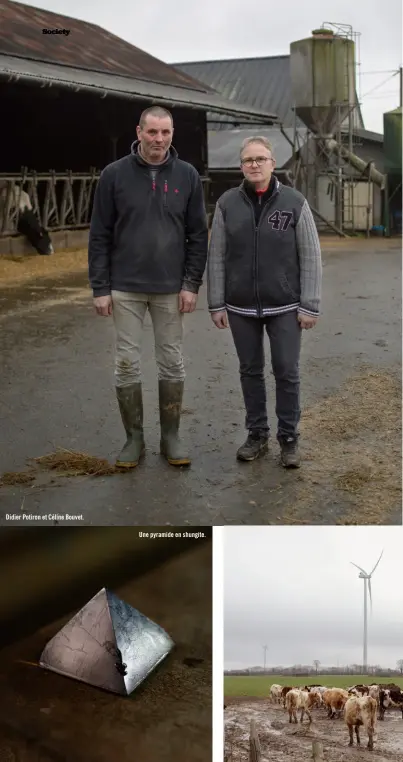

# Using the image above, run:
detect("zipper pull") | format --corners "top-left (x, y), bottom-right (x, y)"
top-left (164, 180), bottom-right (168, 195)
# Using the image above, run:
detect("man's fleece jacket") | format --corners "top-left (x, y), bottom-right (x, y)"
top-left (88, 141), bottom-right (208, 296)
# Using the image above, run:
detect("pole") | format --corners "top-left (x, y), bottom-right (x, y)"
top-left (263, 646), bottom-right (268, 672)
top-left (400, 67), bottom-right (402, 109)
top-left (363, 579), bottom-right (368, 673)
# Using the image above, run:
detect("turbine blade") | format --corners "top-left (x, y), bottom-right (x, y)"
top-left (368, 578), bottom-right (373, 613)
top-left (350, 561), bottom-right (368, 575)
top-left (370, 550), bottom-right (383, 576)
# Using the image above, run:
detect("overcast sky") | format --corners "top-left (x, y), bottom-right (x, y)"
top-left (19, 0), bottom-right (401, 134)
top-left (224, 527), bottom-right (403, 671)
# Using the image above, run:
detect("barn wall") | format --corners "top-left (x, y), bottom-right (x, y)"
top-left (0, 80), bottom-right (207, 174)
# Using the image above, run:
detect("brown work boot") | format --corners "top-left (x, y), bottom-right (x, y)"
top-left (159, 380), bottom-right (191, 466)
top-left (236, 432), bottom-right (269, 462)
top-left (115, 384), bottom-right (145, 468)
top-left (278, 435), bottom-right (301, 468)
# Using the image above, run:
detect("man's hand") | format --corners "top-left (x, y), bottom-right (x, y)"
top-left (94, 295), bottom-right (113, 317)
top-left (179, 290), bottom-right (197, 313)
top-left (298, 312), bottom-right (317, 330)
top-left (211, 310), bottom-right (228, 329)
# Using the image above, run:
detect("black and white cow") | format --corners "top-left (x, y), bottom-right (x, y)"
top-left (0, 182), bottom-right (53, 255)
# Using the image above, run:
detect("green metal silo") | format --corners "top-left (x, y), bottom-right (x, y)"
top-left (383, 107), bottom-right (402, 175)
top-left (383, 106), bottom-right (402, 235)
top-left (290, 28), bottom-right (356, 136)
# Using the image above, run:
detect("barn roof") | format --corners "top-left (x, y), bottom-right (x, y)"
top-left (0, 1), bottom-right (278, 123)
top-left (0, 53), bottom-right (279, 123)
top-left (174, 55), bottom-right (300, 127)
top-left (173, 55), bottom-right (365, 131)
top-left (0, 0), bottom-right (212, 91)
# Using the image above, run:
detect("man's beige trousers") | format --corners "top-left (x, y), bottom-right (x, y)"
top-left (112, 291), bottom-right (185, 387)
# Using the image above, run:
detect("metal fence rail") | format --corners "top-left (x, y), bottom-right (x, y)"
top-left (0, 168), bottom-right (100, 236)
top-left (0, 169), bottom-right (211, 237)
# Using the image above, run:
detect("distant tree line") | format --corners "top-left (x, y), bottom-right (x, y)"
top-left (225, 663), bottom-right (402, 678)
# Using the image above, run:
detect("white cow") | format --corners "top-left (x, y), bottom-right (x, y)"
top-left (269, 684), bottom-right (283, 704)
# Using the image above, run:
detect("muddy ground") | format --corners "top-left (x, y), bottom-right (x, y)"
top-left (0, 541), bottom-right (212, 762)
top-left (224, 698), bottom-right (403, 762)
top-left (0, 239), bottom-right (401, 525)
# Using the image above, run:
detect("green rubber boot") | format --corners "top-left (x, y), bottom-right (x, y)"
top-left (115, 384), bottom-right (145, 468)
top-left (159, 380), bottom-right (191, 466)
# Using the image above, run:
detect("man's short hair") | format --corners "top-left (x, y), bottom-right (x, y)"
top-left (240, 136), bottom-right (274, 158)
top-left (139, 106), bottom-right (173, 129)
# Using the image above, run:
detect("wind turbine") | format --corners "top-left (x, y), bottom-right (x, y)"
top-left (350, 551), bottom-right (383, 673)
top-left (263, 645), bottom-right (268, 672)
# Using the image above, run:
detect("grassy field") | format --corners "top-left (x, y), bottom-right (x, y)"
top-left (224, 674), bottom-right (403, 697)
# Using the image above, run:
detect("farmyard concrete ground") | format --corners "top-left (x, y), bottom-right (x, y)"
top-left (0, 238), bottom-right (401, 525)
top-left (224, 698), bottom-right (403, 761)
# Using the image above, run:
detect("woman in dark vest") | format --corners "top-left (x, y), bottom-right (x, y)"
top-left (207, 137), bottom-right (322, 468)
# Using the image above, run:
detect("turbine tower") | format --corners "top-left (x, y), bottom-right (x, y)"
top-left (263, 645), bottom-right (268, 672)
top-left (350, 551), bottom-right (383, 673)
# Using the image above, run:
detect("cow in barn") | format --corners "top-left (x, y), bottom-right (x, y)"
top-left (379, 688), bottom-right (403, 720)
top-left (286, 688), bottom-right (321, 724)
top-left (0, 181), bottom-right (53, 255)
top-left (269, 684), bottom-right (283, 704)
top-left (344, 695), bottom-right (377, 751)
top-left (323, 688), bottom-right (349, 718)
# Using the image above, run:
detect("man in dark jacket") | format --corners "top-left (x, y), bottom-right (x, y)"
top-left (207, 136), bottom-right (322, 468)
top-left (88, 106), bottom-right (208, 468)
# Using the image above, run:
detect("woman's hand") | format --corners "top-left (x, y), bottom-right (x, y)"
top-left (211, 310), bottom-right (228, 329)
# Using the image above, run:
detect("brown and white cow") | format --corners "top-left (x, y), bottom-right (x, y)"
top-left (323, 688), bottom-right (349, 718)
top-left (344, 695), bottom-right (377, 751)
top-left (286, 689), bottom-right (321, 724)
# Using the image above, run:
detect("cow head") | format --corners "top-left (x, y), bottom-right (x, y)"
top-left (17, 209), bottom-right (53, 255)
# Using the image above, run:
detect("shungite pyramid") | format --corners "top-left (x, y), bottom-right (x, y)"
top-left (39, 588), bottom-right (174, 695)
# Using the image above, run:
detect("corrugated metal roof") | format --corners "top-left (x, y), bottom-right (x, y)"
top-left (173, 55), bottom-right (298, 127)
top-left (0, 0), bottom-right (212, 91)
top-left (173, 55), bottom-right (365, 131)
top-left (354, 128), bottom-right (383, 144)
top-left (0, 53), bottom-right (278, 122)
top-left (208, 127), bottom-right (308, 169)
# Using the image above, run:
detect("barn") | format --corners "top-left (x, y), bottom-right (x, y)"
top-left (0, 0), bottom-right (277, 253)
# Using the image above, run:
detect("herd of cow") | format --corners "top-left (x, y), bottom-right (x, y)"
top-left (268, 681), bottom-right (403, 751)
